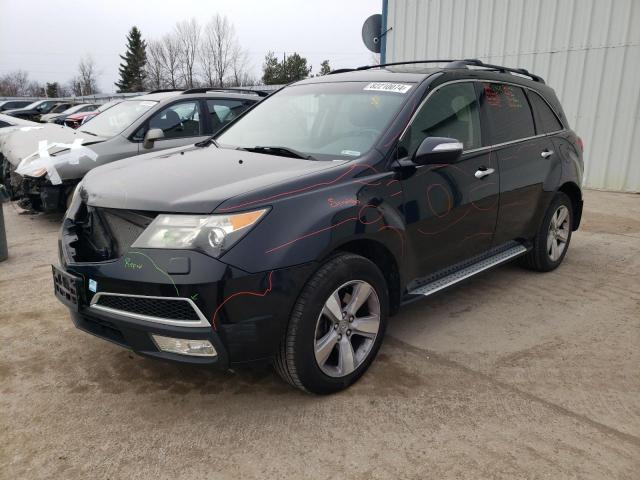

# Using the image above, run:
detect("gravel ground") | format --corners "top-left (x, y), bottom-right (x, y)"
top-left (0, 189), bottom-right (639, 479)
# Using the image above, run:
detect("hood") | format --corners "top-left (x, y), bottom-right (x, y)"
top-left (2, 123), bottom-right (106, 166)
top-left (83, 145), bottom-right (346, 214)
top-left (3, 108), bottom-right (36, 115)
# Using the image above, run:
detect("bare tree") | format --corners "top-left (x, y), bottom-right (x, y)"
top-left (175, 18), bottom-right (200, 88)
top-left (199, 23), bottom-right (217, 87)
top-left (161, 33), bottom-right (182, 88)
top-left (229, 44), bottom-right (250, 86)
top-left (68, 76), bottom-right (83, 96)
top-left (146, 39), bottom-right (167, 90)
top-left (78, 55), bottom-right (100, 95)
top-left (202, 14), bottom-right (236, 87)
top-left (0, 70), bottom-right (30, 96)
top-left (25, 81), bottom-right (45, 97)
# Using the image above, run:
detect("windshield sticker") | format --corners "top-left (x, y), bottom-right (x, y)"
top-left (364, 82), bottom-right (412, 94)
top-left (341, 150), bottom-right (360, 156)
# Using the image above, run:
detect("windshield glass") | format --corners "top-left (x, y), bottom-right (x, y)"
top-left (217, 82), bottom-right (412, 159)
top-left (24, 100), bottom-right (46, 109)
top-left (81, 99), bottom-right (157, 137)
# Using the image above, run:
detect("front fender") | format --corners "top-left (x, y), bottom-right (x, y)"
top-left (220, 161), bottom-right (405, 275)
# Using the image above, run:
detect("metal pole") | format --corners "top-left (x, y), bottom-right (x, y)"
top-left (0, 204), bottom-right (7, 262)
top-left (0, 186), bottom-right (9, 261)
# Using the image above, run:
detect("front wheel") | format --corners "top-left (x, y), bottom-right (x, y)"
top-left (275, 253), bottom-right (388, 394)
top-left (520, 192), bottom-right (573, 272)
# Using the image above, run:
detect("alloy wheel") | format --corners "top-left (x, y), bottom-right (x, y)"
top-left (547, 205), bottom-right (570, 261)
top-left (313, 280), bottom-right (381, 378)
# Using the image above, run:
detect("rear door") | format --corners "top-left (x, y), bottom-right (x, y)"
top-left (205, 99), bottom-right (255, 134)
top-left (480, 82), bottom-right (558, 244)
top-left (398, 81), bottom-right (499, 277)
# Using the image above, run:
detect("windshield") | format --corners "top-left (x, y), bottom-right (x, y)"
top-left (217, 82), bottom-right (412, 159)
top-left (81, 99), bottom-right (157, 137)
top-left (62, 105), bottom-right (86, 115)
top-left (24, 100), bottom-right (46, 109)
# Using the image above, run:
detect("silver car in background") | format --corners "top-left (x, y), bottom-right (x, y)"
top-left (1, 88), bottom-right (264, 210)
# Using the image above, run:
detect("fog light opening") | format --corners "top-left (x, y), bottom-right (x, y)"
top-left (151, 334), bottom-right (217, 357)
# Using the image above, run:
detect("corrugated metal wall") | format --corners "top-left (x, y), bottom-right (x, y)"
top-left (384, 0), bottom-right (640, 192)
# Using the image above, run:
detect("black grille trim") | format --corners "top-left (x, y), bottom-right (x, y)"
top-left (95, 295), bottom-right (201, 321)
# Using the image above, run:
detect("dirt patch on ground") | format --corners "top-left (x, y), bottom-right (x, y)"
top-left (1, 189), bottom-right (639, 479)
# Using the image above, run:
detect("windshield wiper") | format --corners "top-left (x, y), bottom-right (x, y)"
top-left (79, 130), bottom-right (97, 137)
top-left (194, 135), bottom-right (219, 148)
top-left (239, 146), bottom-right (316, 160)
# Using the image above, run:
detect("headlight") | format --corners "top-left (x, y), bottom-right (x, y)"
top-left (131, 209), bottom-right (268, 257)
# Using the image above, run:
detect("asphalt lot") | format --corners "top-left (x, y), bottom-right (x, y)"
top-left (1, 189), bottom-right (639, 479)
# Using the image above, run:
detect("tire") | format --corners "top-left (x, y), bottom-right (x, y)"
top-left (520, 192), bottom-right (573, 272)
top-left (275, 253), bottom-right (389, 394)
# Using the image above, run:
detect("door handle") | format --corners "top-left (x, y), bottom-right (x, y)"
top-left (541, 150), bottom-right (554, 158)
top-left (474, 167), bottom-right (495, 179)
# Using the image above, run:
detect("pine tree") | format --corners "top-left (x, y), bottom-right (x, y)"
top-left (115, 26), bottom-right (147, 92)
top-left (45, 82), bottom-right (59, 98)
top-left (319, 60), bottom-right (331, 76)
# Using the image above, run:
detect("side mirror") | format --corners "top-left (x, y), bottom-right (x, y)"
top-left (143, 128), bottom-right (164, 149)
top-left (413, 137), bottom-right (464, 165)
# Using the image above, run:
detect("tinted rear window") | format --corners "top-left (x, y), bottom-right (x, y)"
top-left (481, 83), bottom-right (535, 144)
top-left (528, 91), bottom-right (563, 133)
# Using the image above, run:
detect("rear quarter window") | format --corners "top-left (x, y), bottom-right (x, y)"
top-left (528, 91), bottom-right (563, 133)
top-left (481, 83), bottom-right (535, 144)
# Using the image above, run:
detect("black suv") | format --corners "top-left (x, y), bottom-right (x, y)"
top-left (54, 59), bottom-right (584, 394)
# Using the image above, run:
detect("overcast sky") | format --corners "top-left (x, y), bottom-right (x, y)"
top-left (0, 0), bottom-right (381, 92)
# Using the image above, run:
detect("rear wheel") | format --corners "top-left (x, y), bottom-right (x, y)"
top-left (520, 192), bottom-right (573, 272)
top-left (275, 253), bottom-right (388, 394)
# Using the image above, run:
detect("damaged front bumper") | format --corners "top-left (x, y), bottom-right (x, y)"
top-left (54, 197), bottom-right (316, 366)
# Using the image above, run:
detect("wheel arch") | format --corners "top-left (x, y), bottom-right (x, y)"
top-left (325, 238), bottom-right (402, 316)
top-left (558, 181), bottom-right (583, 230)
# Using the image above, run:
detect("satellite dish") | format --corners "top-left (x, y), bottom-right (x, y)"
top-left (362, 14), bottom-right (382, 53)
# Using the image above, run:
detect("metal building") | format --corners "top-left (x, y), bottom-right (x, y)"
top-left (381, 0), bottom-right (640, 192)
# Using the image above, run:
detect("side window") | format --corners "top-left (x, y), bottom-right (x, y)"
top-left (148, 101), bottom-right (201, 139)
top-left (528, 91), bottom-right (563, 133)
top-left (398, 82), bottom-right (481, 158)
top-left (481, 83), bottom-right (535, 144)
top-left (206, 99), bottom-right (251, 131)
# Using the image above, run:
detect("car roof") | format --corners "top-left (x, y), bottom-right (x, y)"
top-left (131, 91), bottom-right (263, 102)
top-left (298, 67), bottom-right (436, 85)
top-left (298, 60), bottom-right (547, 90)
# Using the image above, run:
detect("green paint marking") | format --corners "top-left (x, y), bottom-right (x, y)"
top-left (124, 257), bottom-right (143, 269)
top-left (125, 251), bottom-right (180, 296)
top-left (191, 293), bottom-right (199, 301)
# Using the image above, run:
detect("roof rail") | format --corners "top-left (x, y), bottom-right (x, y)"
top-left (459, 59), bottom-right (545, 83)
top-left (182, 87), bottom-right (270, 97)
top-left (147, 88), bottom-right (185, 94)
top-left (329, 58), bottom-right (545, 83)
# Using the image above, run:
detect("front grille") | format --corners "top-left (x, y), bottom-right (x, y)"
top-left (95, 295), bottom-right (200, 321)
top-left (67, 203), bottom-right (155, 262)
top-left (101, 210), bottom-right (147, 255)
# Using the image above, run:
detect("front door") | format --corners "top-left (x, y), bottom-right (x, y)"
top-left (397, 82), bottom-right (499, 278)
top-left (138, 100), bottom-right (209, 153)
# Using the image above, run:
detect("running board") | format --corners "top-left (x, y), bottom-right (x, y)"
top-left (404, 242), bottom-right (529, 301)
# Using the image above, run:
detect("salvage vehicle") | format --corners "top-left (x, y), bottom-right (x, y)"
top-left (0, 100), bottom-right (33, 112)
top-left (4, 100), bottom-right (69, 121)
top-left (7, 89), bottom-right (263, 209)
top-left (0, 113), bottom-right (39, 129)
top-left (63, 101), bottom-right (121, 129)
top-left (54, 60), bottom-right (583, 394)
top-left (40, 103), bottom-right (99, 124)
